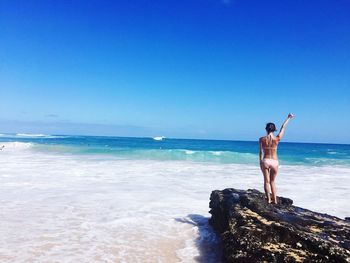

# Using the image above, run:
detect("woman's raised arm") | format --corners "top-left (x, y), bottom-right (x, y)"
top-left (277, 113), bottom-right (294, 140)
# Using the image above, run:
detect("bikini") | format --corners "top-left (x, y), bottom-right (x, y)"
top-left (261, 138), bottom-right (279, 169)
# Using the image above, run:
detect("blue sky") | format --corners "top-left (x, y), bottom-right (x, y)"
top-left (1, 0), bottom-right (349, 143)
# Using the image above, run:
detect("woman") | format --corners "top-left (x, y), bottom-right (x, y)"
top-left (259, 113), bottom-right (294, 204)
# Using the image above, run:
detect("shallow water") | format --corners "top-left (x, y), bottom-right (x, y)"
top-left (0, 137), bottom-right (349, 262)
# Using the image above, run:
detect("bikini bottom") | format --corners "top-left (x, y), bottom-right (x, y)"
top-left (261, 158), bottom-right (279, 169)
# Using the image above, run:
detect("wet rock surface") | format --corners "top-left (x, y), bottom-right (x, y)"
top-left (209, 188), bottom-right (350, 263)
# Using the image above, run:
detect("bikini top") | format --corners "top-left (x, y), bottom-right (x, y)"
top-left (263, 135), bottom-right (278, 150)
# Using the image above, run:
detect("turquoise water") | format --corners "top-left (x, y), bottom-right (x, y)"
top-left (1, 133), bottom-right (350, 166)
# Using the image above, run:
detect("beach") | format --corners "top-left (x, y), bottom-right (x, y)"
top-left (2, 0), bottom-right (349, 261)
top-left (0, 135), bottom-right (349, 262)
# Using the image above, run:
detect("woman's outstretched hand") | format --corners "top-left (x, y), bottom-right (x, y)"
top-left (288, 113), bottom-right (294, 119)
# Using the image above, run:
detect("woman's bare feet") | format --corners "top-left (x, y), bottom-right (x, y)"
top-left (266, 194), bottom-right (272, 204)
top-left (271, 197), bottom-right (278, 204)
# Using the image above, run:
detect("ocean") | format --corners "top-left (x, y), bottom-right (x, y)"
top-left (0, 133), bottom-right (349, 262)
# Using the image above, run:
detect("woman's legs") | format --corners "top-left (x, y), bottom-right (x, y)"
top-left (269, 166), bottom-right (279, 204)
top-left (261, 165), bottom-right (271, 203)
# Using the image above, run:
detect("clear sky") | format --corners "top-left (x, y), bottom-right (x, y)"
top-left (1, 0), bottom-right (349, 143)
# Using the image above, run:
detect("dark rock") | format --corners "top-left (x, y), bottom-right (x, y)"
top-left (209, 188), bottom-right (350, 263)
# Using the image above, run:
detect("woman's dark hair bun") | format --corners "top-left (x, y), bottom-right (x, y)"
top-left (265, 122), bottom-right (277, 133)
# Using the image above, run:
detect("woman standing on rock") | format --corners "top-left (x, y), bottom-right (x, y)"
top-left (259, 113), bottom-right (294, 204)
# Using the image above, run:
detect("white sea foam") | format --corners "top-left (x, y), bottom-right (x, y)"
top-left (0, 147), bottom-right (349, 262)
top-left (1, 142), bottom-right (33, 151)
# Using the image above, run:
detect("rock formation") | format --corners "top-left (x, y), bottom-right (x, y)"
top-left (209, 188), bottom-right (350, 262)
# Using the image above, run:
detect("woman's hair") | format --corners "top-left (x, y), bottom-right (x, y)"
top-left (265, 122), bottom-right (277, 133)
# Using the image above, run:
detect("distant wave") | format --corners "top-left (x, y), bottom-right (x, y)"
top-left (153, 136), bottom-right (166, 141)
top-left (0, 133), bottom-right (68, 139)
top-left (16, 133), bottom-right (48, 137)
top-left (327, 151), bottom-right (338, 155)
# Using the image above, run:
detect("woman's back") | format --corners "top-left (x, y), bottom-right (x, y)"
top-left (260, 135), bottom-right (279, 160)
